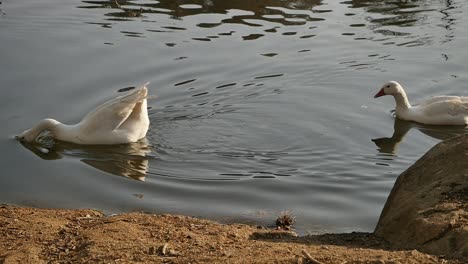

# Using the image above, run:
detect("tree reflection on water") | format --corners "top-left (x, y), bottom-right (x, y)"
top-left (79, 0), bottom-right (458, 46)
top-left (80, 0), bottom-right (323, 25)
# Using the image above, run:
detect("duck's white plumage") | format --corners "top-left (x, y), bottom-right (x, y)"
top-left (374, 81), bottom-right (468, 125)
top-left (18, 83), bottom-right (150, 144)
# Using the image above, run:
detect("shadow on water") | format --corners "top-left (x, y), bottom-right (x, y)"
top-left (20, 136), bottom-right (153, 182)
top-left (372, 117), bottom-right (467, 154)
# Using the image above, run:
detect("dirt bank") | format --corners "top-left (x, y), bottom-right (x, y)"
top-left (0, 205), bottom-right (459, 264)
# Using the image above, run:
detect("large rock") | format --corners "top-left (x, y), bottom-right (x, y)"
top-left (375, 133), bottom-right (467, 260)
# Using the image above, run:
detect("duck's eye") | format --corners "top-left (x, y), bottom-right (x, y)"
top-left (386, 85), bottom-right (390, 88)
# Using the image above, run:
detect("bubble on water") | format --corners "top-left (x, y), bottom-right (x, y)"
top-left (37, 147), bottom-right (49, 154)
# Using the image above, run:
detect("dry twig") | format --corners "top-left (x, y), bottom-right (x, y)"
top-left (161, 243), bottom-right (168, 255)
top-left (301, 249), bottom-right (324, 264)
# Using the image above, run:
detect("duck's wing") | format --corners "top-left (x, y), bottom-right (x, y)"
top-left (418, 95), bottom-right (462, 106)
top-left (421, 99), bottom-right (468, 117)
top-left (79, 84), bottom-right (149, 133)
top-left (418, 95), bottom-right (466, 106)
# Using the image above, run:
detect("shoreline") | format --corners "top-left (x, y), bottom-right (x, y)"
top-left (0, 204), bottom-right (458, 264)
top-left (1, 134), bottom-right (466, 263)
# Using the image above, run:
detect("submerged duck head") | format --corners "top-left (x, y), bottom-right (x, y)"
top-left (16, 118), bottom-right (60, 143)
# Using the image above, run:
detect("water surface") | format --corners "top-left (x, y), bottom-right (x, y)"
top-left (0, 0), bottom-right (467, 234)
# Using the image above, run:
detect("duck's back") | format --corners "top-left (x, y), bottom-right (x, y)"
top-left (76, 85), bottom-right (150, 144)
top-left (418, 95), bottom-right (468, 106)
top-left (412, 98), bottom-right (468, 125)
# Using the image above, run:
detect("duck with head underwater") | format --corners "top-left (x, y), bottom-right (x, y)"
top-left (17, 83), bottom-right (151, 145)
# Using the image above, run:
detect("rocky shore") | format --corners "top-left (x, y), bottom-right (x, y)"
top-left (1, 134), bottom-right (466, 263)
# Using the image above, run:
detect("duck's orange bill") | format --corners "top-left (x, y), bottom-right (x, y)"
top-left (374, 88), bottom-right (385, 98)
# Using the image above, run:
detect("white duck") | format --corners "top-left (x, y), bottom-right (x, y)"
top-left (374, 81), bottom-right (468, 125)
top-left (17, 83), bottom-right (150, 144)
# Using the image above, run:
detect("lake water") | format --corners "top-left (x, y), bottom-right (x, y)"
top-left (0, 0), bottom-right (466, 234)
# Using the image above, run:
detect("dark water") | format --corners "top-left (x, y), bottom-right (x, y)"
top-left (0, 0), bottom-right (466, 234)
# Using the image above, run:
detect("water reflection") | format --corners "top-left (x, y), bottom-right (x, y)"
top-left (344, 0), bottom-right (459, 46)
top-left (372, 118), bottom-right (467, 154)
top-left (0, 2), bottom-right (4, 17)
top-left (439, 0), bottom-right (457, 44)
top-left (347, 0), bottom-right (430, 27)
top-left (78, 0), bottom-right (461, 49)
top-left (20, 138), bottom-right (152, 181)
top-left (80, 0), bottom-right (323, 26)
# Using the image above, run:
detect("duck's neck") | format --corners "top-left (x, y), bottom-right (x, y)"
top-left (23, 118), bottom-right (69, 141)
top-left (393, 90), bottom-right (412, 114)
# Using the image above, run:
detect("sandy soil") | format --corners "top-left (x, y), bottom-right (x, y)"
top-left (0, 205), bottom-right (461, 264)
